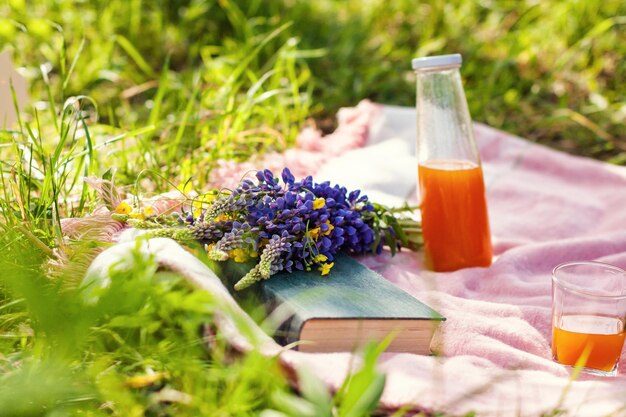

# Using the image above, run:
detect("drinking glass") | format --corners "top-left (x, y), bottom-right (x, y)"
top-left (552, 261), bottom-right (626, 376)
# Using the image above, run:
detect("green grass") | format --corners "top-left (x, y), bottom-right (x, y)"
top-left (0, 228), bottom-right (394, 416)
top-left (0, 0), bottom-right (624, 415)
top-left (0, 229), bottom-right (288, 416)
top-left (4, 0), bottom-right (626, 166)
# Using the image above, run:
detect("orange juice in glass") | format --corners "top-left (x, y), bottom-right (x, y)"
top-left (551, 261), bottom-right (626, 376)
top-left (413, 54), bottom-right (492, 271)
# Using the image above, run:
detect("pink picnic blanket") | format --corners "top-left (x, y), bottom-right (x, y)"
top-left (85, 102), bottom-right (626, 416)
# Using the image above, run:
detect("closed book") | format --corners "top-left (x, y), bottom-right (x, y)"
top-left (212, 255), bottom-right (444, 355)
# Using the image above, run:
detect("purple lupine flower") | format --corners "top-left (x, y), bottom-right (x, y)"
top-left (121, 167), bottom-right (421, 290)
top-left (189, 220), bottom-right (231, 243)
top-left (234, 231), bottom-right (293, 291)
top-left (207, 222), bottom-right (258, 260)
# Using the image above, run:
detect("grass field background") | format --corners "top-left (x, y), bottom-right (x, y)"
top-left (0, 0), bottom-right (625, 415)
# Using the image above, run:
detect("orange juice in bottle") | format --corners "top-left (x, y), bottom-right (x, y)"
top-left (412, 54), bottom-right (492, 271)
top-left (418, 160), bottom-right (492, 271)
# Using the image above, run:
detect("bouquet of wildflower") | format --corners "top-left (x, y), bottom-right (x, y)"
top-left (112, 168), bottom-right (422, 290)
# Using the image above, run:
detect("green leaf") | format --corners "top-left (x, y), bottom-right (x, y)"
top-left (102, 167), bottom-right (114, 182)
top-left (370, 230), bottom-right (382, 254)
top-left (270, 390), bottom-right (318, 417)
top-left (340, 373), bottom-right (386, 417)
top-left (114, 35), bottom-right (157, 78)
top-left (260, 411), bottom-right (291, 417)
top-left (384, 230), bottom-right (397, 256)
top-left (337, 340), bottom-right (390, 417)
top-left (296, 366), bottom-right (333, 417)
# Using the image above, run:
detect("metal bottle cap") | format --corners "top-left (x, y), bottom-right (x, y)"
top-left (411, 54), bottom-right (462, 70)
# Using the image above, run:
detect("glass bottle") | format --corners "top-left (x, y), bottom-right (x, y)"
top-left (412, 54), bottom-right (492, 272)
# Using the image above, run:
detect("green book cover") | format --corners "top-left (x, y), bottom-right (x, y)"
top-left (212, 255), bottom-right (444, 354)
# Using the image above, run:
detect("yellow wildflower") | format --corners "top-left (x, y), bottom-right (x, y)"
top-left (114, 201), bottom-right (133, 215)
top-left (319, 262), bottom-right (334, 276)
top-left (129, 210), bottom-right (144, 220)
top-left (125, 371), bottom-right (168, 389)
top-left (177, 181), bottom-right (193, 194)
top-left (306, 227), bottom-right (321, 240)
top-left (193, 193), bottom-right (216, 209)
top-left (143, 206), bottom-right (155, 217)
top-left (321, 220), bottom-right (334, 236)
top-left (198, 192), bottom-right (216, 203)
top-left (314, 254), bottom-right (328, 263)
top-left (214, 214), bottom-right (230, 223)
top-left (229, 248), bottom-right (248, 263)
top-left (312, 198), bottom-right (326, 210)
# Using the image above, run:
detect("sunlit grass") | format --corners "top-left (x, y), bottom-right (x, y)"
top-left (4, 0), bottom-right (625, 170)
